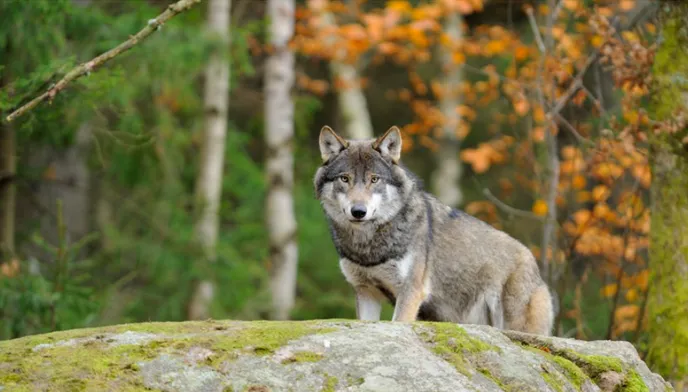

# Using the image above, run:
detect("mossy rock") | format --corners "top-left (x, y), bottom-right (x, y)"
top-left (0, 320), bottom-right (673, 391)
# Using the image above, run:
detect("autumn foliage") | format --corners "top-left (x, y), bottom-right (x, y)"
top-left (287, 0), bottom-right (661, 341)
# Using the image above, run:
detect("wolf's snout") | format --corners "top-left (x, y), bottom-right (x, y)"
top-left (350, 204), bottom-right (367, 219)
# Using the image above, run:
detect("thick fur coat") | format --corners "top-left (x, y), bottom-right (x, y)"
top-left (314, 126), bottom-right (554, 335)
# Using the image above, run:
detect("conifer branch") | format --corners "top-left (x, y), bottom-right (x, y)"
top-left (5, 0), bottom-right (202, 123)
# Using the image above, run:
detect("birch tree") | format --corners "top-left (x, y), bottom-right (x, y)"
top-left (317, 1), bottom-right (373, 140)
top-left (265, 0), bottom-right (298, 320)
top-left (188, 0), bottom-right (231, 320)
top-left (431, 11), bottom-right (464, 207)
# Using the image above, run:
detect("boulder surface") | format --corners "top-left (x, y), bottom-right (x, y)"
top-left (0, 319), bottom-right (672, 391)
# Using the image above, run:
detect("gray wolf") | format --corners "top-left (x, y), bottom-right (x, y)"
top-left (313, 125), bottom-right (554, 335)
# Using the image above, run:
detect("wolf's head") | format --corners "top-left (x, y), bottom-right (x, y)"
top-left (314, 125), bottom-right (414, 227)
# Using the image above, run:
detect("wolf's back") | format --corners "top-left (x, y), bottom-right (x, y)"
top-left (419, 193), bottom-right (554, 335)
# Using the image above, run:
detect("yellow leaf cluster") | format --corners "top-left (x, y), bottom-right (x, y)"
top-left (460, 136), bottom-right (513, 174)
top-left (532, 200), bottom-right (548, 217)
top-left (386, 0), bottom-right (412, 14)
top-left (601, 283), bottom-right (617, 298)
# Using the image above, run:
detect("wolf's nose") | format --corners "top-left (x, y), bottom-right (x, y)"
top-left (351, 205), bottom-right (367, 219)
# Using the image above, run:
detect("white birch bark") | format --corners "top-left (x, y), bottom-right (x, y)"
top-left (431, 11), bottom-right (464, 207)
top-left (319, 4), bottom-right (373, 140)
top-left (188, 0), bottom-right (231, 320)
top-left (265, 0), bottom-right (298, 320)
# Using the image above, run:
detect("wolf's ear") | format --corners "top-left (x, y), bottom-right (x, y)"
top-left (373, 126), bottom-right (402, 163)
top-left (319, 125), bottom-right (348, 163)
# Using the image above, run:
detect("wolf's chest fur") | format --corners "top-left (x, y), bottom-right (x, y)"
top-left (339, 252), bottom-right (416, 300)
top-left (326, 200), bottom-right (423, 267)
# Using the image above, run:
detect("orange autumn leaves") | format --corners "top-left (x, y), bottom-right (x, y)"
top-left (0, 258), bottom-right (20, 278)
top-left (460, 136), bottom-right (514, 174)
top-left (555, 140), bottom-right (650, 338)
top-left (294, 0), bottom-right (653, 339)
top-left (458, 3), bottom-right (651, 338)
top-left (292, 0), bottom-right (496, 99)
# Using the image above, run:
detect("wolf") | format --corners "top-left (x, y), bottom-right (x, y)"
top-left (313, 125), bottom-right (554, 335)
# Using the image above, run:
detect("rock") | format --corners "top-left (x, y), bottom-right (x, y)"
top-left (0, 319), bottom-right (673, 392)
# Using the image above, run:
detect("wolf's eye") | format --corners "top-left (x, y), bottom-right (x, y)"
top-left (339, 175), bottom-right (349, 183)
top-left (370, 175), bottom-right (380, 183)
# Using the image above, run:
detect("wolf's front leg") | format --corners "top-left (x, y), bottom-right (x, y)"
top-left (355, 287), bottom-right (382, 321)
top-left (392, 289), bottom-right (425, 322)
top-left (392, 260), bottom-right (428, 322)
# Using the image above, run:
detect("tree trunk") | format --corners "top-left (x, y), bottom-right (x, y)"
top-left (0, 121), bottom-right (15, 262)
top-left (265, 0), bottom-right (298, 321)
top-left (646, 5), bottom-right (688, 390)
top-left (431, 11), bottom-right (464, 207)
top-left (318, 2), bottom-right (373, 140)
top-left (188, 0), bottom-right (231, 321)
top-left (17, 122), bottom-right (93, 263)
top-left (330, 61), bottom-right (374, 140)
top-left (0, 55), bottom-right (15, 262)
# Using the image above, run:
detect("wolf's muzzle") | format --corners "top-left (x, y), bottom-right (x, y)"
top-left (351, 204), bottom-right (367, 219)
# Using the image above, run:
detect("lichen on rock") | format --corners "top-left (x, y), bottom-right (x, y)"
top-left (0, 319), bottom-right (674, 391)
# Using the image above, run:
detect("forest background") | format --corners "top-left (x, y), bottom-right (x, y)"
top-left (1, 0), bottom-right (686, 387)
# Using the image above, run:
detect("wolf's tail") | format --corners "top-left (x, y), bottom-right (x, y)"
top-left (524, 284), bottom-right (555, 336)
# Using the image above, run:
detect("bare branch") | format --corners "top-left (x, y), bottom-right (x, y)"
top-left (461, 63), bottom-right (519, 85)
top-left (555, 113), bottom-right (594, 146)
top-left (532, 0), bottom-right (558, 282)
top-left (547, 54), bottom-right (598, 119)
top-left (482, 188), bottom-right (545, 222)
top-left (525, 7), bottom-right (546, 53)
top-left (605, 176), bottom-right (642, 340)
top-left (5, 0), bottom-right (202, 123)
top-left (582, 84), bottom-right (607, 116)
top-left (551, 0), bottom-right (565, 23)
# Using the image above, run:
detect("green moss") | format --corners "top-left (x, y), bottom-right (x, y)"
top-left (415, 322), bottom-right (500, 376)
top-left (477, 367), bottom-right (508, 390)
top-left (281, 351), bottom-right (324, 364)
top-left (204, 322), bottom-right (335, 367)
top-left (564, 352), bottom-right (623, 383)
top-left (522, 340), bottom-right (650, 392)
top-left (550, 355), bottom-right (588, 389)
top-left (519, 340), bottom-right (623, 384)
top-left (646, 9), bottom-right (688, 380)
top-left (0, 320), bottom-right (335, 390)
top-left (541, 369), bottom-right (563, 392)
top-left (518, 342), bottom-right (613, 391)
top-left (320, 374), bottom-right (338, 392)
top-left (622, 370), bottom-right (649, 392)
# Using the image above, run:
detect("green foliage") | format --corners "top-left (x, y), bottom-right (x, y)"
top-left (1, 0), bottom-right (281, 337)
top-left (0, 222), bottom-right (99, 340)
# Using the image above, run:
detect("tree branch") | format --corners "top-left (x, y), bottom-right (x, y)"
top-left (525, 7), bottom-right (546, 53)
top-left (482, 188), bottom-right (545, 222)
top-left (4, 0), bottom-right (202, 123)
top-left (547, 54), bottom-right (598, 119)
top-left (555, 113), bottom-right (594, 146)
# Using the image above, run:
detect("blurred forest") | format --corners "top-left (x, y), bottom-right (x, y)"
top-left (1, 0), bottom-right (686, 387)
